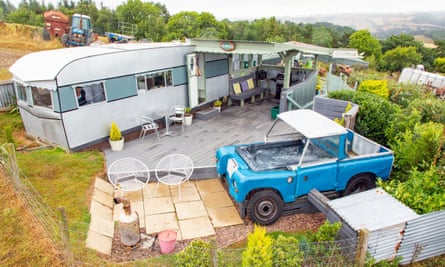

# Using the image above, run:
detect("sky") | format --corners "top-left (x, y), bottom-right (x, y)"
top-left (9, 0), bottom-right (445, 20)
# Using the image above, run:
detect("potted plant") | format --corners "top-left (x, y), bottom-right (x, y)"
top-left (184, 107), bottom-right (193, 126)
top-left (109, 121), bottom-right (124, 151)
top-left (213, 100), bottom-right (222, 112)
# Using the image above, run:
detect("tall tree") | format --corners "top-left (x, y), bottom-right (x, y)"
top-left (312, 26), bottom-right (333, 47)
top-left (349, 30), bottom-right (382, 60)
top-left (380, 46), bottom-right (422, 72)
top-left (116, 0), bottom-right (167, 41)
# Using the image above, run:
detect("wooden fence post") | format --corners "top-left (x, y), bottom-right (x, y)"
top-left (355, 228), bottom-right (369, 267)
top-left (210, 238), bottom-right (218, 267)
top-left (57, 206), bottom-right (74, 266)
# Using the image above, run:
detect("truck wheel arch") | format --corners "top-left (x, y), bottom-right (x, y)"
top-left (247, 189), bottom-right (284, 225)
top-left (343, 173), bottom-right (376, 196)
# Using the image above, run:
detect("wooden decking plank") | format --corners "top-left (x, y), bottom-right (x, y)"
top-left (104, 101), bottom-right (276, 178)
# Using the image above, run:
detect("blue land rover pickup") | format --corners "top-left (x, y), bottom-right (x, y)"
top-left (216, 109), bottom-right (394, 225)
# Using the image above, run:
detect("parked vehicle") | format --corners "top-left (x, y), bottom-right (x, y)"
top-left (61, 13), bottom-right (94, 47)
top-left (216, 109), bottom-right (394, 225)
top-left (106, 32), bottom-right (135, 43)
top-left (43, 10), bottom-right (70, 40)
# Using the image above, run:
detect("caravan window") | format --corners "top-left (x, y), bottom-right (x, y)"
top-left (137, 70), bottom-right (173, 91)
top-left (31, 87), bottom-right (52, 108)
top-left (74, 82), bottom-right (106, 107)
top-left (16, 84), bottom-right (27, 101)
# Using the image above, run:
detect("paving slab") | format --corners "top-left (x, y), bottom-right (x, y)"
top-left (89, 215), bottom-right (115, 238)
top-left (201, 191), bottom-right (234, 209)
top-left (145, 212), bottom-right (179, 235)
top-left (171, 185), bottom-right (201, 203)
top-left (175, 201), bottom-right (208, 220)
top-left (207, 206), bottom-right (244, 228)
top-left (147, 183), bottom-right (171, 198)
top-left (92, 188), bottom-right (114, 208)
top-left (195, 179), bottom-right (225, 195)
top-left (86, 230), bottom-right (113, 255)
top-left (179, 216), bottom-right (215, 240)
top-left (144, 196), bottom-right (175, 215)
top-left (94, 177), bottom-right (114, 194)
top-left (90, 199), bottom-right (113, 221)
top-left (123, 189), bottom-right (143, 202)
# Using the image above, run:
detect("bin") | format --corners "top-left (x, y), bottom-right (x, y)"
top-left (158, 229), bottom-right (177, 254)
top-left (271, 106), bottom-right (280, 119)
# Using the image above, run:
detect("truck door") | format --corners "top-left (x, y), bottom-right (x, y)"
top-left (295, 161), bottom-right (338, 197)
top-left (294, 139), bottom-right (339, 197)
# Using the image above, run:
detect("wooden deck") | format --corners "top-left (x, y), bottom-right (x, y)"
top-left (104, 100), bottom-right (278, 179)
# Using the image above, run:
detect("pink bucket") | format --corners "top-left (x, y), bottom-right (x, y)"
top-left (158, 230), bottom-right (177, 254)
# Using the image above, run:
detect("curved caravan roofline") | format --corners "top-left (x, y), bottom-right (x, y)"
top-left (9, 42), bottom-right (194, 89)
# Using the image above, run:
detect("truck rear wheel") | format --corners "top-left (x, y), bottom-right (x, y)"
top-left (247, 190), bottom-right (283, 225)
top-left (344, 174), bottom-right (376, 195)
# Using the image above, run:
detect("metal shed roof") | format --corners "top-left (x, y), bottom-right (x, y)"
top-left (328, 188), bottom-right (419, 232)
top-left (278, 109), bottom-right (347, 138)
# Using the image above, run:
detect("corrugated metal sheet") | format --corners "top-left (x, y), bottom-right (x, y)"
top-left (328, 188), bottom-right (419, 232)
top-left (399, 67), bottom-right (445, 88)
top-left (397, 210), bottom-right (445, 265)
top-left (0, 80), bottom-right (15, 110)
top-left (327, 188), bottom-right (419, 262)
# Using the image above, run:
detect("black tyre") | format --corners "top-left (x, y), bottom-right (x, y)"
top-left (344, 174), bottom-right (376, 196)
top-left (247, 190), bottom-right (283, 225)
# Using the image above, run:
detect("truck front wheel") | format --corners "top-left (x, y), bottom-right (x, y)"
top-left (344, 174), bottom-right (376, 195)
top-left (247, 190), bottom-right (283, 225)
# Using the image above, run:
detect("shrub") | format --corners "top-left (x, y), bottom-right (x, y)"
top-left (174, 239), bottom-right (211, 266)
top-left (109, 122), bottom-right (122, 141)
top-left (389, 83), bottom-right (426, 108)
top-left (309, 220), bottom-right (342, 242)
top-left (358, 80), bottom-right (389, 99)
top-left (352, 91), bottom-right (398, 146)
top-left (434, 57), bottom-right (445, 73)
top-left (390, 122), bottom-right (444, 180)
top-left (328, 89), bottom-right (355, 102)
top-left (242, 225), bottom-right (273, 267)
top-left (379, 165), bottom-right (445, 214)
top-left (407, 97), bottom-right (445, 124)
top-left (272, 235), bottom-right (303, 267)
top-left (385, 108), bottom-right (422, 146)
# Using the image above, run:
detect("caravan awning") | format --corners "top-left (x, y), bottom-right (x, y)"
top-left (190, 39), bottom-right (299, 56)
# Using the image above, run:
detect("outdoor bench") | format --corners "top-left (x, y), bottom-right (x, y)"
top-left (228, 74), bottom-right (265, 106)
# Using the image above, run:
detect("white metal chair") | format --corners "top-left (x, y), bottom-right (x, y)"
top-left (154, 154), bottom-right (194, 201)
top-left (168, 105), bottom-right (186, 134)
top-left (107, 157), bottom-right (150, 192)
top-left (138, 115), bottom-right (160, 142)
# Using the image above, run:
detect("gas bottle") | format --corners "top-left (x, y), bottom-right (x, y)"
top-left (114, 196), bottom-right (140, 246)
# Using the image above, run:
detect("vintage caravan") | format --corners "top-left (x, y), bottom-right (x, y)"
top-left (9, 42), bottom-right (200, 150)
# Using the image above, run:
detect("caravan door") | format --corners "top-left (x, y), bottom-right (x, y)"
top-left (187, 53), bottom-right (205, 108)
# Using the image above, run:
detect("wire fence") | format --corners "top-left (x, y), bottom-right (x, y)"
top-left (1, 143), bottom-right (359, 266)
